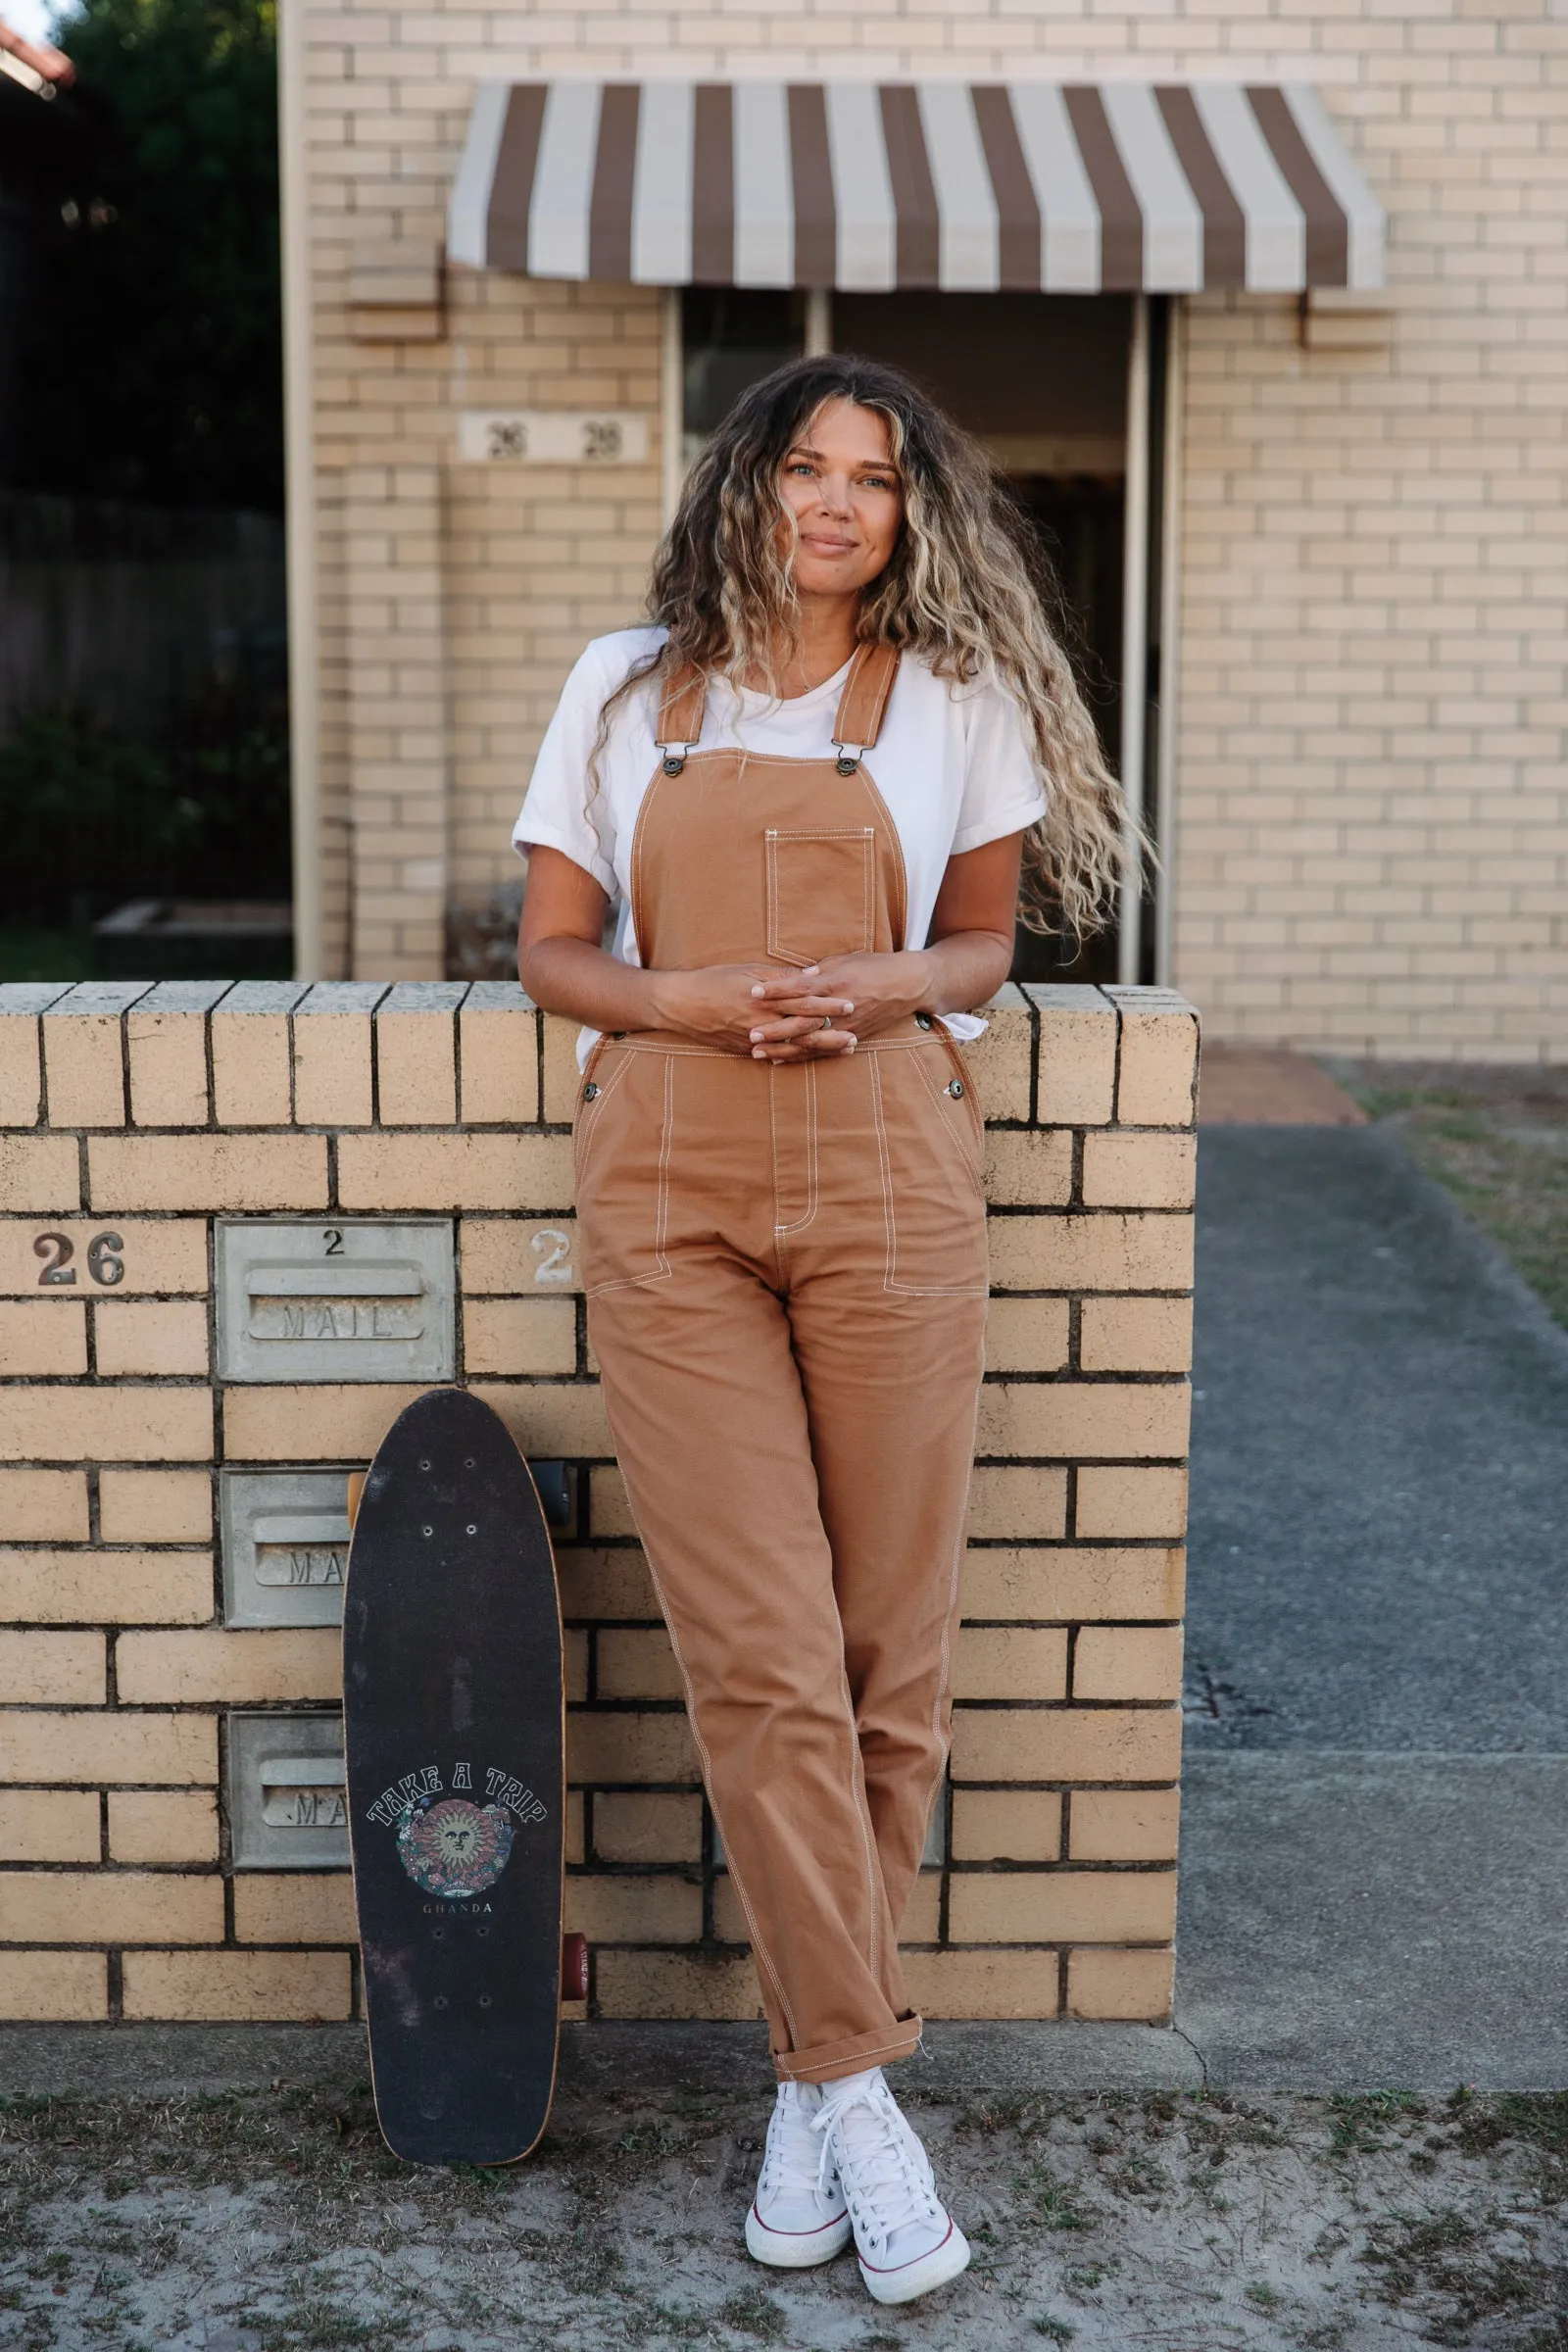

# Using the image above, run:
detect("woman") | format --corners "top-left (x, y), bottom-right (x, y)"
top-left (514, 354), bottom-right (1128, 2308)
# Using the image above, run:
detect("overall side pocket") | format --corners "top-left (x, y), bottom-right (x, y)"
top-left (571, 1048), bottom-right (673, 1297)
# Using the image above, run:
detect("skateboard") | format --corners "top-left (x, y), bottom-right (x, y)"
top-left (343, 1386), bottom-right (588, 2167)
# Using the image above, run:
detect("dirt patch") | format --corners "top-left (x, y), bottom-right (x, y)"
top-left (3, 2081), bottom-right (1566, 2349)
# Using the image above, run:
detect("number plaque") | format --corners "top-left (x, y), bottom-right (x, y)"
top-left (457, 411), bottom-right (650, 466)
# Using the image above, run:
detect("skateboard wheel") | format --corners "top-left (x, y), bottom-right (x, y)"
top-left (562, 1932), bottom-right (589, 2001)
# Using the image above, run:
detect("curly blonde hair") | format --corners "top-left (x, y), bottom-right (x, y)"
top-left (593, 351), bottom-right (1141, 939)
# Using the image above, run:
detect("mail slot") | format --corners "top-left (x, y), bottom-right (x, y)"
top-left (228, 1711), bottom-right (349, 1868)
top-left (221, 1471), bottom-right (354, 1627)
top-left (216, 1220), bottom-right (455, 1382)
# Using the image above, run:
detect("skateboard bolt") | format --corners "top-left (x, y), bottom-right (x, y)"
top-left (479, 1995), bottom-right (493, 2009)
top-left (419, 1458), bottom-right (430, 1470)
top-left (421, 1525), bottom-right (433, 1537)
top-left (466, 1524), bottom-right (477, 1535)
top-left (434, 1996), bottom-right (449, 2009)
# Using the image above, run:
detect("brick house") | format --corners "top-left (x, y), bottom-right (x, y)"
top-left (277, 0), bottom-right (1567, 1060)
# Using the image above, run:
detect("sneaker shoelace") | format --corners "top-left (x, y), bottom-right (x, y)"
top-left (760, 2088), bottom-right (839, 2216)
top-left (811, 2078), bottom-right (944, 2260)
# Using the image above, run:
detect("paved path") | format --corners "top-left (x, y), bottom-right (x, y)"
top-left (1177, 1125), bottom-right (1568, 2086)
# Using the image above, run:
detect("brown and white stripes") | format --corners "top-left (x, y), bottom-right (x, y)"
top-left (449, 79), bottom-right (1384, 294)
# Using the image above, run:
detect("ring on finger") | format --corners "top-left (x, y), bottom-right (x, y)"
top-left (821, 1014), bottom-right (833, 1030)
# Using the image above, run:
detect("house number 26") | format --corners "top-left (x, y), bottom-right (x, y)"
top-left (34, 1232), bottom-right (125, 1287)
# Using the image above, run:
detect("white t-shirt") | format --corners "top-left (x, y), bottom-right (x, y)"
top-left (513, 627), bottom-right (1047, 1061)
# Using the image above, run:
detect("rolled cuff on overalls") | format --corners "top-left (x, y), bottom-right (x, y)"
top-left (773, 2013), bottom-right (925, 2085)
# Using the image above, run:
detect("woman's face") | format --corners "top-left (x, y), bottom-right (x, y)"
top-left (777, 397), bottom-right (904, 601)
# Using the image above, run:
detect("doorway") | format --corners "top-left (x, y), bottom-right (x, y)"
top-left (678, 288), bottom-right (1165, 984)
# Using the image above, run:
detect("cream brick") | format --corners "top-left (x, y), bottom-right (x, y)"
top-left (463, 1296), bottom-right (576, 1374)
top-left (43, 1008), bottom-right (128, 1127)
top-left (951, 1788), bottom-right (1062, 1864)
top-left (211, 987), bottom-right (304, 1126)
top-left (336, 1131), bottom-right (572, 1210)
top-left (1029, 990), bottom-right (1118, 1125)
top-left (597, 1626), bottom-right (682, 1701)
top-left (593, 1791), bottom-right (702, 1864)
top-left (123, 1949), bottom-right (353, 2021)
top-left (127, 1004), bottom-right (214, 1128)
top-left (1066, 1945), bottom-right (1174, 2023)
top-left (0, 1136), bottom-right (80, 1213)
top-left (977, 1382), bottom-right (1190, 1462)
top-left (118, 1629), bottom-right (341, 1704)
top-left (902, 1948), bottom-right (1058, 2021)
top-left (0, 1632), bottom-right (105, 1704)
top-left (557, 1545), bottom-right (658, 1620)
top-left (984, 1296), bottom-right (1070, 1374)
top-left (0, 1469), bottom-right (88, 1540)
top-left (0, 1788), bottom-right (101, 1862)
top-left (0, 1218), bottom-right (207, 1297)
top-left (960, 986), bottom-right (1032, 1122)
top-left (1081, 1133), bottom-right (1197, 1211)
top-left (1111, 1002), bottom-right (1199, 1127)
top-left (0, 1387), bottom-right (213, 1463)
top-left (588, 1465), bottom-right (637, 1537)
top-left (1079, 1297), bottom-right (1194, 1375)
top-left (0, 1950), bottom-right (108, 2020)
top-left (952, 1706), bottom-right (1181, 1784)
top-left (564, 1874), bottom-right (702, 1943)
top-left (1075, 1467), bottom-right (1190, 1542)
top-left (0, 1003), bottom-right (45, 1127)
top-left (462, 1216), bottom-right (581, 1294)
top-left (567, 1709), bottom-right (696, 1784)
top-left (292, 989), bottom-right (381, 1127)
top-left (109, 1789), bottom-right (220, 1863)
top-left (4, 1870), bottom-right (222, 1943)
top-left (460, 993), bottom-right (539, 1124)
top-left (376, 984), bottom-right (465, 1122)
top-left (234, 1875), bottom-right (358, 1943)
top-left (222, 1384), bottom-right (424, 1463)
top-left (950, 1870), bottom-right (1176, 1946)
top-left (87, 1135), bottom-right (328, 1214)
top-left (93, 1299), bottom-right (210, 1377)
top-left (98, 1470), bottom-right (212, 1544)
top-left (595, 1949), bottom-right (761, 2021)
top-left (0, 1299), bottom-right (86, 1375)
top-left (0, 1547), bottom-right (214, 1624)
top-left (1069, 1788), bottom-right (1181, 1863)
top-left (962, 1546), bottom-right (1186, 1623)
top-left (983, 1130), bottom-right (1073, 1206)
top-left (967, 1467), bottom-right (1068, 1541)
top-left (469, 1381), bottom-right (614, 1458)
top-left (564, 1627), bottom-right (588, 1703)
top-left (541, 1013), bottom-right (584, 1124)
top-left (988, 1214), bottom-right (1193, 1294)
top-left (0, 1709), bottom-right (216, 1784)
top-left (1074, 1625), bottom-right (1184, 1703)
top-left (954, 1626), bottom-right (1068, 1703)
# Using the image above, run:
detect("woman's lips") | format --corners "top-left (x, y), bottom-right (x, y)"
top-left (801, 536), bottom-right (857, 555)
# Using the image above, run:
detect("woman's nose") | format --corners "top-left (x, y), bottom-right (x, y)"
top-left (816, 473), bottom-right (854, 515)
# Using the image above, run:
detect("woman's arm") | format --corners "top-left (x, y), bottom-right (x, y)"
top-left (745, 831), bottom-right (1022, 1058)
top-left (515, 847), bottom-right (858, 1057)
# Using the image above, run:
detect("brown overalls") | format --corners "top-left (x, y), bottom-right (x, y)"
top-left (574, 643), bottom-right (989, 2083)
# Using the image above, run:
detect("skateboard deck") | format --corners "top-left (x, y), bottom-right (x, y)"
top-left (343, 1386), bottom-right (570, 2167)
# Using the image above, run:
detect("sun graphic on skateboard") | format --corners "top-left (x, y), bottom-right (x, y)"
top-left (397, 1796), bottom-right (514, 1898)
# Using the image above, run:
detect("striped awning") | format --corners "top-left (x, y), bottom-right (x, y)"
top-left (448, 80), bottom-right (1384, 295)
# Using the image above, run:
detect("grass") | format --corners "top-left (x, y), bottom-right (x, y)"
top-left (1335, 1066), bottom-right (1568, 1326)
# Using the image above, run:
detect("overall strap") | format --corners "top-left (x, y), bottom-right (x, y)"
top-left (831, 642), bottom-right (902, 763)
top-left (654, 660), bottom-right (708, 760)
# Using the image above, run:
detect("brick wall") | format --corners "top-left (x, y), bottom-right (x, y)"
top-left (0, 979), bottom-right (1195, 2028)
top-left (298, 0), bottom-right (1568, 1054)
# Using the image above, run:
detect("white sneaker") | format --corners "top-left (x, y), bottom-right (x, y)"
top-left (745, 2081), bottom-right (854, 2268)
top-left (811, 2069), bottom-right (970, 2306)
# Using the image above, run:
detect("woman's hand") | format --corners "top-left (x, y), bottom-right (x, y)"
top-left (746, 952), bottom-right (932, 1060)
top-left (656, 964), bottom-right (859, 1061)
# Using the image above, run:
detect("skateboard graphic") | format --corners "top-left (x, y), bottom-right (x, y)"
top-left (343, 1386), bottom-right (587, 2166)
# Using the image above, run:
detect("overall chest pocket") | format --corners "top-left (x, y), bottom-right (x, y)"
top-left (765, 828), bottom-right (876, 967)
